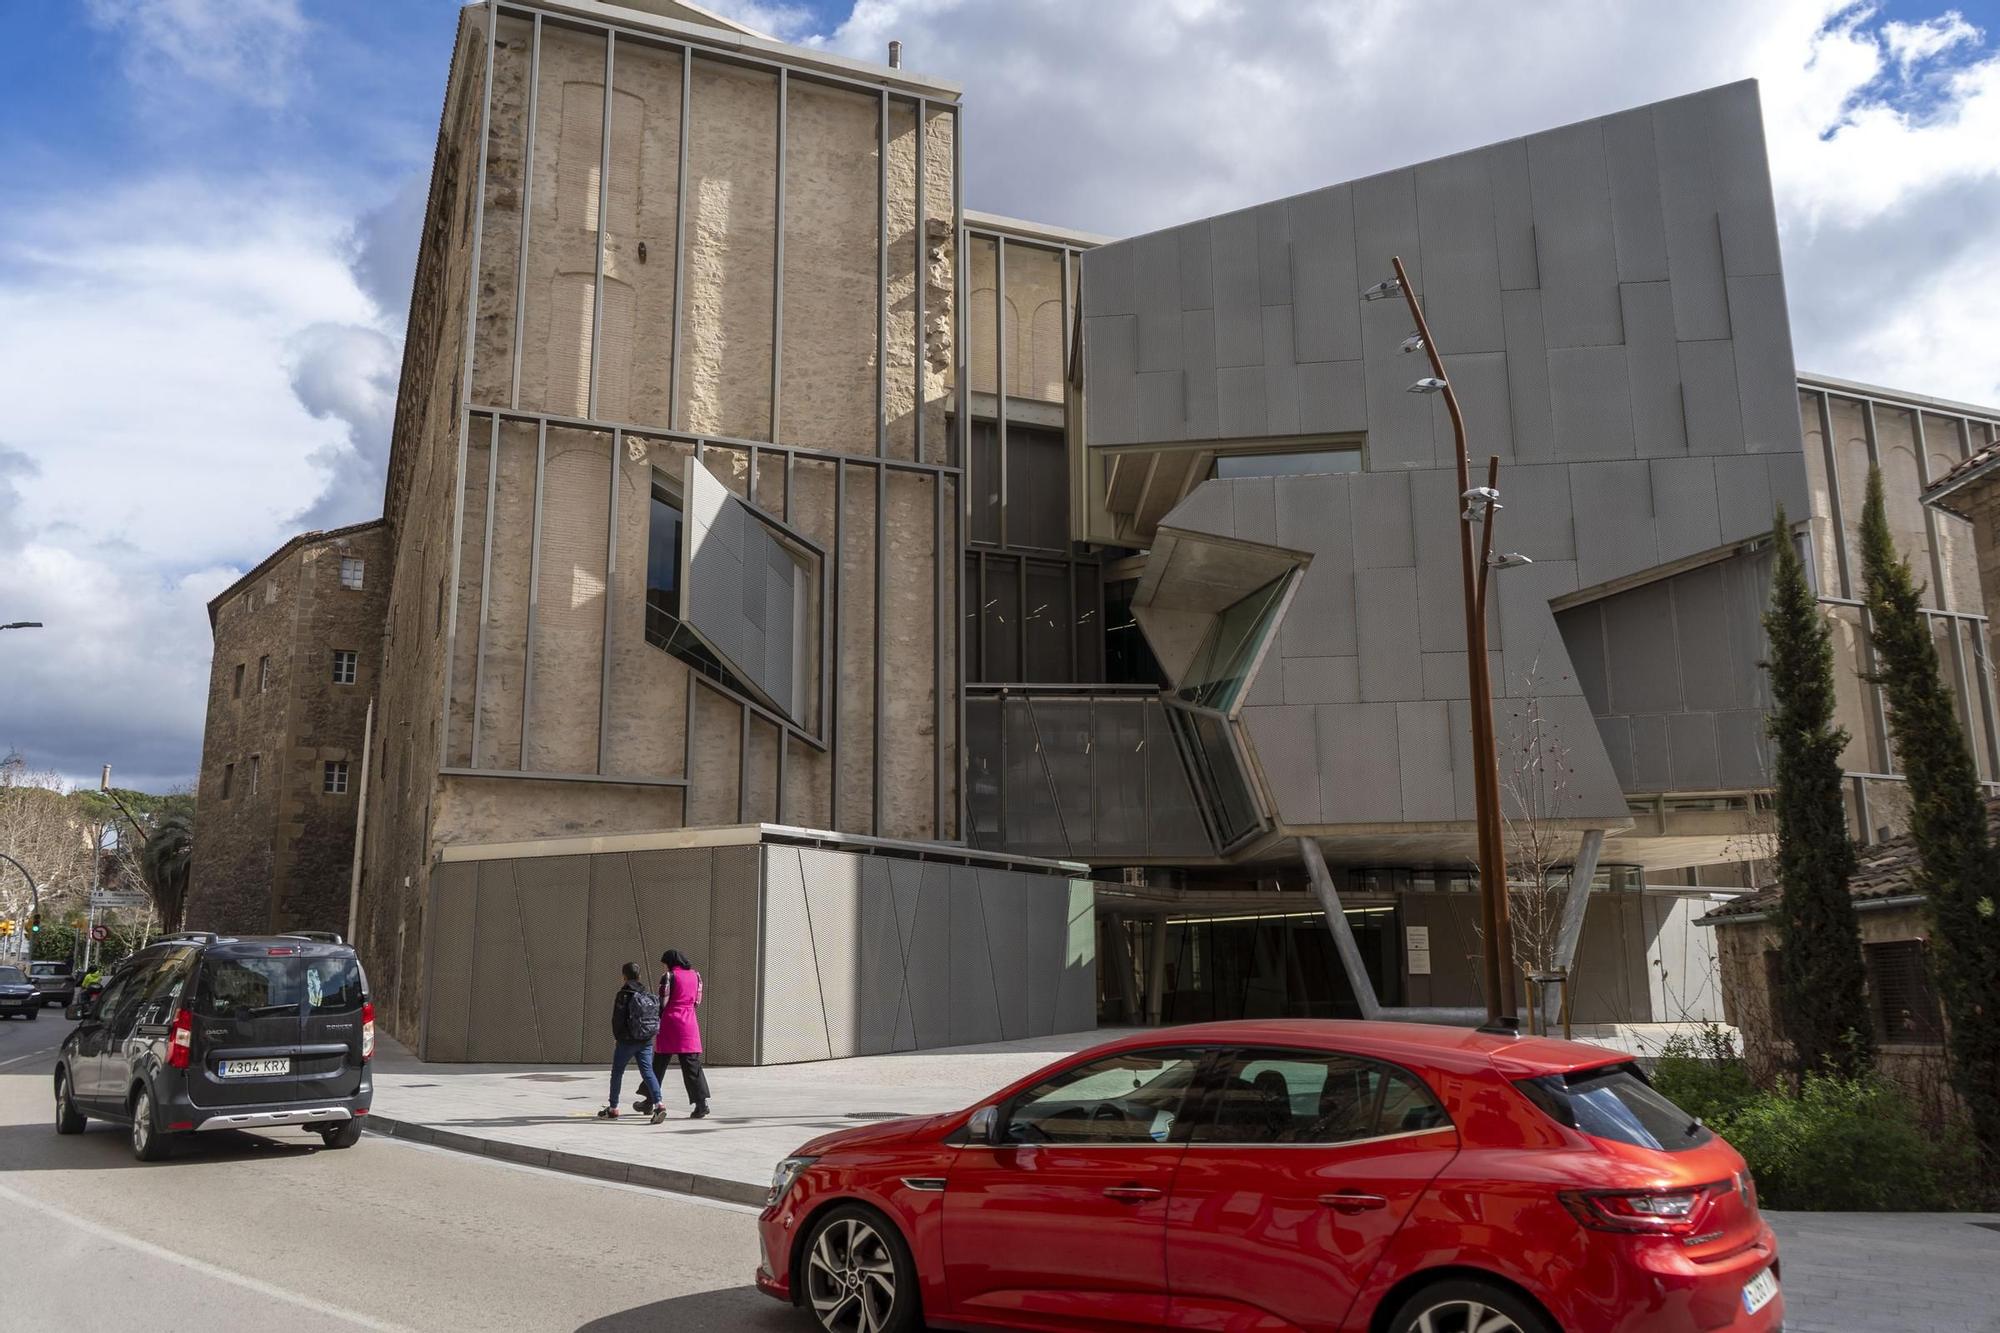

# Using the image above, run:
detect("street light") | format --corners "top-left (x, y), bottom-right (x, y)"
top-left (1, 622), bottom-right (43, 631)
top-left (1366, 254), bottom-right (1520, 1025)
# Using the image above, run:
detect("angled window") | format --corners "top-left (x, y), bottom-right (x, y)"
top-left (332, 649), bottom-right (358, 685)
top-left (1176, 573), bottom-right (1291, 712)
top-left (1211, 447), bottom-right (1361, 480)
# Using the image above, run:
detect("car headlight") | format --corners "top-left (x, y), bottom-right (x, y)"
top-left (768, 1155), bottom-right (819, 1207)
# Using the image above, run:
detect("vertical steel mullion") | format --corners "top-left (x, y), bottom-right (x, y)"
top-left (1816, 391), bottom-right (1850, 598)
top-left (996, 687), bottom-right (1008, 846)
top-left (913, 97), bottom-right (927, 465)
top-left (1948, 614), bottom-right (1978, 764)
top-left (952, 105), bottom-right (968, 841)
top-left (876, 89), bottom-right (889, 459)
top-left (873, 463), bottom-right (886, 835)
top-left (682, 672), bottom-right (696, 800)
top-left (996, 237), bottom-right (1009, 548)
top-left (738, 704), bottom-right (751, 823)
top-left (1858, 401), bottom-right (1894, 772)
top-left (977, 553), bottom-right (988, 683)
top-left (1016, 554), bottom-right (1028, 682)
top-left (469, 415), bottom-right (501, 766)
top-left (587, 33), bottom-right (615, 420)
top-left (749, 445), bottom-right (760, 508)
top-left (1970, 617), bottom-right (2000, 779)
top-left (784, 452), bottom-right (794, 523)
top-left (508, 15), bottom-right (542, 408)
top-left (776, 731), bottom-right (787, 824)
top-left (441, 2), bottom-right (501, 774)
top-left (1066, 556), bottom-right (1079, 682)
top-left (521, 420), bottom-right (549, 763)
top-left (934, 478), bottom-right (946, 838)
top-left (668, 47), bottom-right (691, 429)
top-left (1061, 247), bottom-right (1074, 548)
top-left (771, 68), bottom-right (787, 444)
top-left (598, 428), bottom-right (621, 774)
top-left (1912, 411), bottom-right (1952, 611)
top-left (831, 459), bottom-right (845, 827)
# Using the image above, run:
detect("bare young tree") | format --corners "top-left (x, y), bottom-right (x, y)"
top-left (0, 757), bottom-right (93, 923)
top-left (1497, 667), bottom-right (1587, 983)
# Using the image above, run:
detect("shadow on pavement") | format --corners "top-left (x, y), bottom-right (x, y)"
top-left (0, 1117), bottom-right (325, 1170)
top-left (575, 1285), bottom-right (800, 1331)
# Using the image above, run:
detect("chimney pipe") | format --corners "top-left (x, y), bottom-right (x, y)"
top-left (888, 40), bottom-right (902, 68)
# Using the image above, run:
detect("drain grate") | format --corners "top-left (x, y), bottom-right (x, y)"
top-left (511, 1073), bottom-right (593, 1083)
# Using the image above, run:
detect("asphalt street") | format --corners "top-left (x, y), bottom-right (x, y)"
top-left (0, 1011), bottom-right (801, 1332)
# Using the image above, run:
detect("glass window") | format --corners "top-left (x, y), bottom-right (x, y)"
top-left (1212, 448), bottom-right (1361, 480)
top-left (1866, 939), bottom-right (1944, 1045)
top-left (92, 967), bottom-right (142, 1029)
top-left (1178, 574), bottom-right (1290, 710)
top-left (194, 954), bottom-right (362, 1017)
top-left (1516, 1064), bottom-right (1712, 1151)
top-left (232, 664), bottom-right (244, 699)
top-left (1193, 1050), bottom-right (1448, 1144)
top-left (339, 557), bottom-right (365, 590)
top-left (248, 755), bottom-right (260, 795)
top-left (332, 649), bottom-right (358, 685)
top-left (1002, 1048), bottom-right (1211, 1146)
top-left (131, 951), bottom-right (194, 1028)
top-left (221, 763), bottom-right (234, 799)
top-left (324, 760), bottom-right (350, 795)
top-left (1104, 578), bottom-right (1165, 686)
top-left (0, 967), bottom-right (23, 986)
top-left (257, 655), bottom-right (270, 692)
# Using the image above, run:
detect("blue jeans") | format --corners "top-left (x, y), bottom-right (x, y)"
top-left (609, 1039), bottom-right (664, 1108)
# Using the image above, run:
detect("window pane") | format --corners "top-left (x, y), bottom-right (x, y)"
top-left (1213, 449), bottom-right (1360, 480)
top-left (1179, 574), bottom-right (1289, 710)
top-left (1193, 1050), bottom-right (1449, 1144)
top-left (1517, 1065), bottom-right (1712, 1151)
top-left (1004, 1048), bottom-right (1208, 1146)
top-left (647, 485), bottom-right (684, 619)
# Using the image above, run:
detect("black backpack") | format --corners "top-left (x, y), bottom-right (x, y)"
top-left (618, 985), bottom-right (661, 1043)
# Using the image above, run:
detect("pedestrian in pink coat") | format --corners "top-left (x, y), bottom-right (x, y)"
top-left (634, 948), bottom-right (712, 1119)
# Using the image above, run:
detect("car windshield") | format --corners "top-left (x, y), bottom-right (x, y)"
top-left (194, 955), bottom-right (365, 1017)
top-left (29, 962), bottom-right (67, 976)
top-left (0, 967), bottom-right (25, 985)
top-left (1516, 1063), bottom-right (1713, 1152)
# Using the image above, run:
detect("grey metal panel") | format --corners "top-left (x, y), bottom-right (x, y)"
top-left (468, 860), bottom-right (540, 1061)
top-left (1502, 290), bottom-right (1554, 462)
top-left (1136, 370), bottom-right (1186, 443)
top-left (1054, 881), bottom-right (1099, 1036)
top-left (1363, 299), bottom-right (1437, 469)
top-left (1572, 460), bottom-right (1656, 586)
top-left (1020, 873), bottom-right (1065, 1037)
top-left (1621, 282), bottom-right (1687, 457)
top-left (1084, 314), bottom-right (1138, 447)
top-left (1212, 208), bottom-right (1264, 369)
top-left (1177, 220), bottom-right (1214, 310)
top-left (1601, 576), bottom-right (1681, 714)
top-left (1135, 228), bottom-right (1183, 373)
top-left (1256, 199), bottom-right (1292, 305)
top-left (1595, 714), bottom-right (1635, 791)
top-left (1243, 704), bottom-right (1320, 823)
top-left (1351, 168), bottom-right (1423, 293)
top-left (1672, 560), bottom-right (1742, 711)
top-left (1282, 655), bottom-right (1360, 704)
top-left (684, 458), bottom-right (801, 719)
top-left (1497, 462), bottom-right (1575, 562)
top-left (1356, 567), bottom-right (1422, 702)
top-left (1231, 476), bottom-right (1278, 544)
top-left (1716, 709), bottom-right (1769, 788)
top-left (1654, 92), bottom-right (1730, 342)
top-left (1263, 305), bottom-right (1300, 435)
top-left (1316, 702), bottom-right (1402, 822)
top-left (1351, 470), bottom-right (1414, 570)
top-left (1412, 467), bottom-right (1468, 653)
top-left (1768, 454), bottom-right (1810, 524)
top-left (1718, 545), bottom-right (1775, 712)
top-left (707, 846), bottom-right (761, 1065)
top-left (1167, 477), bottom-right (1234, 536)
top-left (947, 867), bottom-right (1003, 1044)
top-left (1480, 139), bottom-right (1539, 291)
top-left (1539, 694), bottom-right (1633, 819)
top-left (1084, 236), bottom-right (1136, 318)
top-left (1650, 457), bottom-right (1722, 564)
top-left (1526, 118), bottom-right (1622, 348)
top-left (1624, 712), bottom-right (1672, 784)
top-left (759, 846), bottom-right (832, 1063)
top-left (1709, 82), bottom-right (1784, 278)
top-left (1496, 558), bottom-right (1581, 697)
top-left (884, 859), bottom-right (921, 1050)
top-left (1182, 310), bottom-right (1219, 439)
top-left (1677, 339), bottom-right (1744, 456)
top-left (851, 857), bottom-right (900, 1054)
top-left (425, 862), bottom-right (477, 1061)
top-left (1714, 452), bottom-right (1776, 545)
top-left (908, 864), bottom-right (952, 1049)
top-left (1414, 149), bottom-right (1505, 353)
top-left (1396, 700), bottom-right (1455, 820)
top-left (1298, 360), bottom-right (1368, 434)
top-left (1667, 712), bottom-right (1720, 790)
top-left (1288, 184), bottom-right (1361, 362)
top-left (1603, 107), bottom-right (1669, 282)
top-left (1726, 274), bottom-right (1803, 454)
top-left (1439, 351), bottom-right (1512, 462)
top-left (797, 847), bottom-right (861, 1057)
top-left (1280, 556), bottom-right (1356, 658)
top-left (1548, 346), bottom-right (1636, 462)
top-left (1421, 650), bottom-right (1504, 702)
top-left (1217, 365), bottom-right (1268, 437)
top-left (980, 869), bottom-right (1031, 1039)
top-left (1556, 603), bottom-right (1609, 714)
top-left (509, 855), bottom-right (589, 1065)
top-left (1447, 696), bottom-right (1476, 819)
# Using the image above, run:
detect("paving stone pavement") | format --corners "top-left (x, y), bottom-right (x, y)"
top-left (371, 1032), bottom-right (2000, 1329)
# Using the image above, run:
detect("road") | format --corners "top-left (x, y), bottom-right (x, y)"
top-left (0, 1012), bottom-right (802, 1332)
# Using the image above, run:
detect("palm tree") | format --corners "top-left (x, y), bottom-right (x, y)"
top-left (140, 815), bottom-right (194, 931)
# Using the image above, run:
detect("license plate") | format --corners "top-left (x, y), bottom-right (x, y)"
top-left (220, 1058), bottom-right (291, 1078)
top-left (1742, 1267), bottom-right (1779, 1315)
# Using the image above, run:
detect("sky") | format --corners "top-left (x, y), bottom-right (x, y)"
top-left (2, 0), bottom-right (1998, 793)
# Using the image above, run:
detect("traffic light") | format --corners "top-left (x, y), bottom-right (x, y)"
top-left (28, 912), bottom-right (39, 933)
top-left (0, 919), bottom-right (13, 937)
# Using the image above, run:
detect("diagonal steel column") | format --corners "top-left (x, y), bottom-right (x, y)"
top-left (1299, 837), bottom-right (1381, 1021)
top-left (1552, 828), bottom-right (1605, 973)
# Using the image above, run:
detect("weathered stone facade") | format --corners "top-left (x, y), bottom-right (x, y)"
top-left (188, 520), bottom-right (389, 935)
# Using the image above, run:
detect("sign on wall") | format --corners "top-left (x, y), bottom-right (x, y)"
top-left (1405, 925), bottom-right (1432, 976)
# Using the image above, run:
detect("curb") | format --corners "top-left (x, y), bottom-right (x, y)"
top-left (365, 1113), bottom-right (769, 1208)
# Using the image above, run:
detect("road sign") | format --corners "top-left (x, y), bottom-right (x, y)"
top-left (89, 891), bottom-right (149, 910)
top-left (90, 924), bottom-right (110, 942)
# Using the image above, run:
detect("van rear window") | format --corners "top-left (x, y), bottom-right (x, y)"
top-left (1517, 1063), bottom-right (1712, 1152)
top-left (195, 956), bottom-right (365, 1017)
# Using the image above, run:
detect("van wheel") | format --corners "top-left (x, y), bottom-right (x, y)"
top-left (318, 1118), bottom-right (364, 1150)
top-left (54, 1070), bottom-right (85, 1135)
top-left (129, 1087), bottom-right (170, 1162)
top-left (801, 1205), bottom-right (920, 1333)
top-left (1384, 1278), bottom-right (1556, 1333)
top-left (25, 1005), bottom-right (38, 1020)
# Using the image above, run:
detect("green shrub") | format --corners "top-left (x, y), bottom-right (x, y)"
top-left (1652, 1025), bottom-right (1761, 1125)
top-left (1713, 1074), bottom-right (1953, 1210)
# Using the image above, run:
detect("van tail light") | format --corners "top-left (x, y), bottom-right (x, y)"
top-left (1560, 1183), bottom-right (1722, 1235)
top-left (361, 1001), bottom-right (375, 1061)
top-left (167, 1008), bottom-right (194, 1070)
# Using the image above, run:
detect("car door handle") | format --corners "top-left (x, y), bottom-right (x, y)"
top-left (1103, 1185), bottom-right (1163, 1204)
top-left (1319, 1191), bottom-right (1389, 1213)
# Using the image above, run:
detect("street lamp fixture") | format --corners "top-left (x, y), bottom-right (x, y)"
top-left (1, 622), bottom-right (43, 631)
top-left (1488, 552), bottom-right (1534, 569)
top-left (1365, 255), bottom-right (1519, 1025)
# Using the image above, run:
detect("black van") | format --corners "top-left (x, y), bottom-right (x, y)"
top-left (54, 932), bottom-right (374, 1161)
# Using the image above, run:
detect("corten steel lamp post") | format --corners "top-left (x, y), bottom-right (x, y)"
top-left (1364, 256), bottom-right (1521, 1023)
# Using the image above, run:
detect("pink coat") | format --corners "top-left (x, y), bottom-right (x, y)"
top-left (654, 967), bottom-right (703, 1054)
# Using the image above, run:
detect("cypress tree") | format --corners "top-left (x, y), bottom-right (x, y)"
top-left (1762, 508), bottom-right (1872, 1078)
top-left (1859, 468), bottom-right (2000, 1164)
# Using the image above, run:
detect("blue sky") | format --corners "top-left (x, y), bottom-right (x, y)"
top-left (3, 0), bottom-right (2000, 793)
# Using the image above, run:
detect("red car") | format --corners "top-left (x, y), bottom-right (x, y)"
top-left (756, 1020), bottom-right (1782, 1333)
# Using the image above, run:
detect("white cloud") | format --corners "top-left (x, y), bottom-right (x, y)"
top-left (84, 0), bottom-right (310, 109)
top-left (1883, 10), bottom-right (1980, 71)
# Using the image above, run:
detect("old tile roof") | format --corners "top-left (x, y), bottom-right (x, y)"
top-left (1923, 440), bottom-right (2000, 518)
top-left (1703, 796), bottom-right (2000, 922)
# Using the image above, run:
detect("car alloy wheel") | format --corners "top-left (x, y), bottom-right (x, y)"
top-left (804, 1213), bottom-right (902, 1333)
top-left (130, 1087), bottom-right (168, 1162)
top-left (54, 1071), bottom-right (85, 1134)
top-left (1409, 1303), bottom-right (1524, 1333)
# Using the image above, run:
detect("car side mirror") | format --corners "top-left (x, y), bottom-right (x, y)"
top-left (967, 1105), bottom-right (1000, 1146)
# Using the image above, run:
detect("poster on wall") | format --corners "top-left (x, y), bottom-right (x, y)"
top-left (1405, 925), bottom-right (1432, 976)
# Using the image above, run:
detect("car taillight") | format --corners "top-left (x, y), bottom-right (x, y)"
top-left (361, 1001), bottom-right (374, 1061)
top-left (1560, 1183), bottom-right (1722, 1235)
top-left (167, 1008), bottom-right (194, 1070)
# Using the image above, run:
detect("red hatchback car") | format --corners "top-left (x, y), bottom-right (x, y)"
top-left (756, 1020), bottom-right (1782, 1333)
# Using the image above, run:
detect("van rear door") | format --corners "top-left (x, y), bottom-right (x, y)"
top-left (295, 950), bottom-right (368, 1103)
top-left (188, 948), bottom-right (305, 1108)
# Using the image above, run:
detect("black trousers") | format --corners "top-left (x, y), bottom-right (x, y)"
top-left (651, 1051), bottom-right (711, 1108)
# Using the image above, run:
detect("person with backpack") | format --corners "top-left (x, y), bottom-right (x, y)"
top-left (633, 948), bottom-right (711, 1120)
top-left (600, 961), bottom-right (666, 1123)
